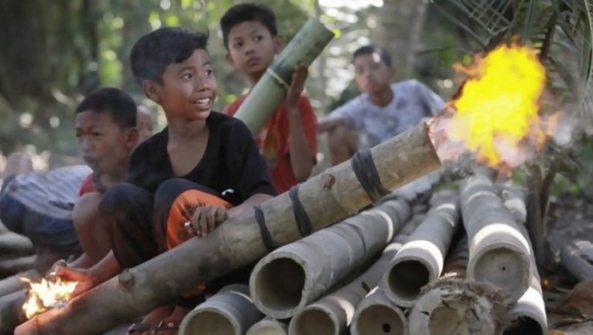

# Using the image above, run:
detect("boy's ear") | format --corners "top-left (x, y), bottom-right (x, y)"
top-left (125, 128), bottom-right (140, 150)
top-left (142, 80), bottom-right (161, 103)
top-left (273, 35), bottom-right (284, 54)
top-left (225, 52), bottom-right (234, 65)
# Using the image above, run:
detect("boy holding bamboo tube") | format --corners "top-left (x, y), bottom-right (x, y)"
top-left (220, 3), bottom-right (319, 194)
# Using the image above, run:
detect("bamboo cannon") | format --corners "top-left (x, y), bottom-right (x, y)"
top-left (348, 212), bottom-right (425, 335)
top-left (233, 17), bottom-right (334, 135)
top-left (250, 198), bottom-right (411, 319)
top-left (0, 256), bottom-right (36, 278)
top-left (460, 175), bottom-right (531, 304)
top-left (381, 189), bottom-right (461, 307)
top-left (0, 233), bottom-right (34, 257)
top-left (500, 186), bottom-right (547, 335)
top-left (288, 213), bottom-right (421, 335)
top-left (178, 284), bottom-right (263, 335)
top-left (13, 123), bottom-right (441, 335)
top-left (559, 240), bottom-right (593, 281)
top-left (0, 270), bottom-right (40, 297)
top-left (0, 290), bottom-right (27, 335)
top-left (246, 317), bottom-right (288, 335)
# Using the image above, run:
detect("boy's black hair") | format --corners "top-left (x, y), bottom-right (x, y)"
top-left (130, 27), bottom-right (209, 87)
top-left (220, 3), bottom-right (278, 49)
top-left (75, 87), bottom-right (137, 129)
top-left (352, 45), bottom-right (392, 67)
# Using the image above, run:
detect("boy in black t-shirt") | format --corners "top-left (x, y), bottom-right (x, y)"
top-left (57, 27), bottom-right (277, 333)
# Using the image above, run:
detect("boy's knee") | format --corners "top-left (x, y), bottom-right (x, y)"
top-left (73, 192), bottom-right (102, 232)
top-left (99, 183), bottom-right (147, 215)
top-left (4, 152), bottom-right (34, 177)
top-left (155, 178), bottom-right (190, 199)
top-left (327, 124), bottom-right (355, 150)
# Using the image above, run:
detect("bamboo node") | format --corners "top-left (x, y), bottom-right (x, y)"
top-left (118, 270), bottom-right (134, 288)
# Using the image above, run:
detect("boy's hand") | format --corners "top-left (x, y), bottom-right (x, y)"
top-left (286, 63), bottom-right (308, 112)
top-left (188, 205), bottom-right (229, 237)
top-left (52, 266), bottom-right (94, 298)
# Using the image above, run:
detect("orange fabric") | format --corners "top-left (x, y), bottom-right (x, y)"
top-left (223, 93), bottom-right (318, 194)
top-left (166, 189), bottom-right (232, 296)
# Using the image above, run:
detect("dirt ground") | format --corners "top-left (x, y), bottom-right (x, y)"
top-left (545, 194), bottom-right (593, 334)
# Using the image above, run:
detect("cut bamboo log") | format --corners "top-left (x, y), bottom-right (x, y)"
top-left (178, 284), bottom-right (262, 335)
top-left (0, 270), bottom-right (40, 297)
top-left (246, 317), bottom-right (287, 335)
top-left (460, 175), bottom-right (531, 304)
top-left (0, 233), bottom-right (34, 257)
top-left (408, 230), bottom-right (506, 335)
top-left (288, 214), bottom-right (421, 335)
top-left (0, 256), bottom-right (36, 278)
top-left (250, 198), bottom-right (411, 319)
top-left (559, 240), bottom-right (593, 281)
top-left (500, 185), bottom-right (547, 335)
top-left (348, 213), bottom-right (424, 335)
top-left (233, 17), bottom-right (334, 135)
top-left (0, 290), bottom-right (27, 335)
top-left (381, 189), bottom-right (461, 307)
top-left (13, 123), bottom-right (441, 335)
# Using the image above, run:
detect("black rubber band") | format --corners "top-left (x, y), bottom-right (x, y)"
top-left (254, 206), bottom-right (277, 251)
top-left (351, 149), bottom-right (390, 203)
top-left (289, 185), bottom-right (313, 237)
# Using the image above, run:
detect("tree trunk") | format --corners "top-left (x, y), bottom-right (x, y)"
top-left (374, 0), bottom-right (429, 81)
top-left (14, 123), bottom-right (441, 335)
top-left (249, 198), bottom-right (410, 319)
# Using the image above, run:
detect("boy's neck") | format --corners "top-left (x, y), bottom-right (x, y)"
top-left (248, 71), bottom-right (265, 87)
top-left (167, 117), bottom-right (208, 142)
top-left (368, 86), bottom-right (394, 107)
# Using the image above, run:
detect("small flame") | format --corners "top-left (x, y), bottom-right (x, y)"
top-left (21, 276), bottom-right (77, 319)
top-left (430, 40), bottom-right (558, 174)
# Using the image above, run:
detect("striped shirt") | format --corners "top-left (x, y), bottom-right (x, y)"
top-left (3, 165), bottom-right (92, 220)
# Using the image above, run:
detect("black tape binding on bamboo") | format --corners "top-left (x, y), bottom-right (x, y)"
top-left (351, 149), bottom-right (390, 203)
top-left (289, 185), bottom-right (313, 237)
top-left (254, 206), bottom-right (277, 251)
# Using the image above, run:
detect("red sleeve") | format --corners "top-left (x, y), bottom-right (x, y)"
top-left (79, 173), bottom-right (97, 196)
top-left (284, 94), bottom-right (318, 158)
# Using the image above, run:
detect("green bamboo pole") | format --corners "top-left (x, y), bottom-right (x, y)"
top-left (233, 17), bottom-right (335, 135)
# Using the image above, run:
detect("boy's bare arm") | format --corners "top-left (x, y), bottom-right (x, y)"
top-left (285, 64), bottom-right (315, 181)
top-left (317, 117), bottom-right (344, 132)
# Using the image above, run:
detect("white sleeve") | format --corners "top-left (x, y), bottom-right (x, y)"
top-left (327, 96), bottom-right (364, 130)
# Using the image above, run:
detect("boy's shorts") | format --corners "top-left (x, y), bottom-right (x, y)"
top-left (0, 175), bottom-right (81, 254)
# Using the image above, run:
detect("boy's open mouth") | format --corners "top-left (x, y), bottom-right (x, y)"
top-left (193, 98), bottom-right (211, 108)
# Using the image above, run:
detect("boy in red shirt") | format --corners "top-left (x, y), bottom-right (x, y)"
top-left (220, 3), bottom-right (318, 194)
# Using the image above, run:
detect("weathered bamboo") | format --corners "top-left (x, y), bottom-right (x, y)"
top-left (0, 256), bottom-right (36, 278)
top-left (0, 233), bottom-right (34, 257)
top-left (250, 198), bottom-right (411, 319)
top-left (460, 175), bottom-right (531, 304)
top-left (500, 186), bottom-right (547, 335)
top-left (288, 216), bottom-right (420, 335)
top-left (178, 284), bottom-right (262, 335)
top-left (234, 17), bottom-right (335, 135)
top-left (559, 240), bottom-right (593, 281)
top-left (0, 290), bottom-right (27, 335)
top-left (349, 288), bottom-right (407, 335)
top-left (381, 189), bottom-right (461, 307)
top-left (13, 123), bottom-right (441, 335)
top-left (246, 317), bottom-right (287, 335)
top-left (0, 270), bottom-right (40, 297)
top-left (348, 213), bottom-right (424, 335)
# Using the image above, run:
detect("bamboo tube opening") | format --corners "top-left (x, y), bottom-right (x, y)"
top-left (386, 260), bottom-right (430, 301)
top-left (503, 317), bottom-right (543, 335)
top-left (354, 305), bottom-right (405, 335)
top-left (182, 311), bottom-right (236, 335)
top-left (291, 307), bottom-right (336, 335)
top-left (252, 258), bottom-right (305, 313)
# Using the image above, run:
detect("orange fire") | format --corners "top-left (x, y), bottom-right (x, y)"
top-left (21, 276), bottom-right (77, 319)
top-left (430, 41), bottom-right (557, 173)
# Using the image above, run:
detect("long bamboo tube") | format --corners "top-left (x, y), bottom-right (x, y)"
top-left (233, 17), bottom-right (334, 135)
top-left (288, 213), bottom-right (422, 335)
top-left (250, 198), bottom-right (411, 319)
top-left (13, 123), bottom-right (441, 335)
top-left (460, 175), bottom-right (531, 304)
top-left (381, 189), bottom-right (461, 307)
top-left (0, 233), bottom-right (34, 257)
top-left (246, 317), bottom-right (287, 335)
top-left (559, 240), bottom-right (593, 281)
top-left (500, 186), bottom-right (547, 335)
top-left (0, 270), bottom-right (40, 297)
top-left (349, 213), bottom-right (425, 335)
top-left (178, 284), bottom-right (262, 335)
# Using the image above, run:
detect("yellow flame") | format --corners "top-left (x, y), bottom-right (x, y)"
top-left (433, 40), bottom-right (556, 173)
top-left (21, 276), bottom-right (77, 319)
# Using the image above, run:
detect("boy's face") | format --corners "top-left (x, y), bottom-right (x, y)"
top-left (146, 49), bottom-right (217, 121)
top-left (353, 53), bottom-right (393, 95)
top-left (225, 21), bottom-right (282, 79)
top-left (75, 111), bottom-right (137, 177)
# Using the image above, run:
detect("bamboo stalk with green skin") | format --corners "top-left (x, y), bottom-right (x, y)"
top-left (233, 17), bottom-right (335, 135)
